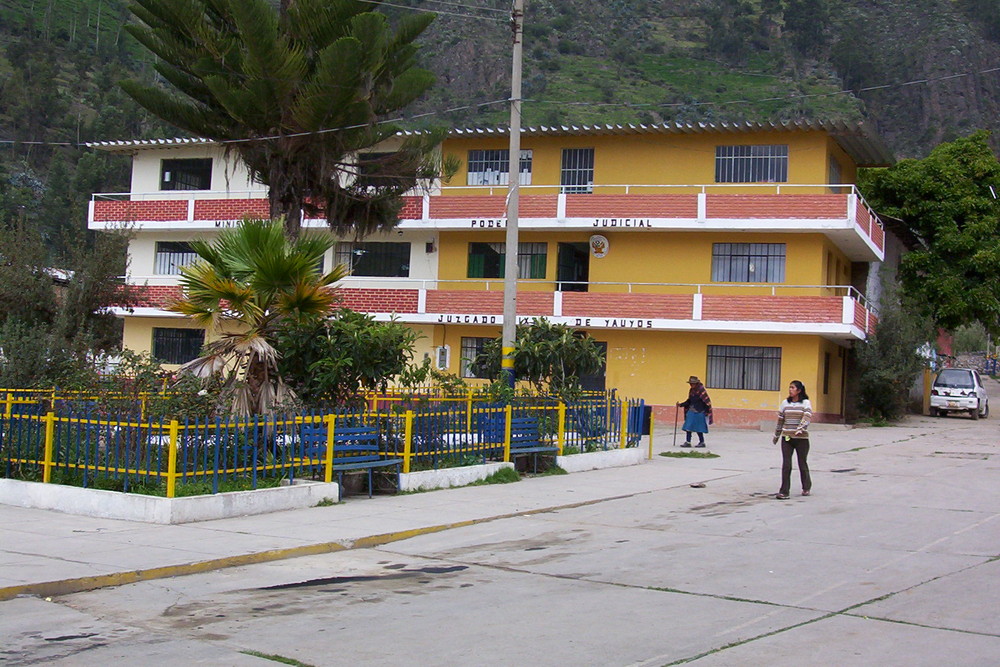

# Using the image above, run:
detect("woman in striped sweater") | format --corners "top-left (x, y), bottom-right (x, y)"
top-left (772, 380), bottom-right (812, 499)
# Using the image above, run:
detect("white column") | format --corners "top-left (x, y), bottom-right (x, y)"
top-left (553, 290), bottom-right (563, 317)
top-left (417, 289), bottom-right (427, 314)
top-left (697, 192), bottom-right (707, 222)
top-left (692, 293), bottom-right (703, 320)
top-left (842, 296), bottom-right (854, 324)
top-left (557, 192), bottom-right (567, 219)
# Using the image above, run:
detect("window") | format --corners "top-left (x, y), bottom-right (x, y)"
top-left (160, 158), bottom-right (212, 191)
top-left (467, 149), bottom-right (533, 186)
top-left (707, 345), bottom-right (781, 391)
top-left (715, 145), bottom-right (788, 183)
top-left (335, 242), bottom-right (410, 277)
top-left (460, 337), bottom-right (491, 378)
top-left (828, 155), bottom-right (842, 186)
top-left (561, 148), bottom-right (594, 193)
top-left (712, 243), bottom-right (785, 283)
top-left (154, 242), bottom-right (198, 275)
top-left (467, 242), bottom-right (546, 279)
top-left (152, 328), bottom-right (205, 365)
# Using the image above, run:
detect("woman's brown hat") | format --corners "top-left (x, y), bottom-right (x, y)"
top-left (687, 376), bottom-right (701, 384)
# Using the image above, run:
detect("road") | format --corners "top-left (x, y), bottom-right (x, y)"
top-left (3, 411), bottom-right (999, 666)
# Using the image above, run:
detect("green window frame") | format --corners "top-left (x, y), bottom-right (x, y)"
top-left (467, 242), bottom-right (546, 279)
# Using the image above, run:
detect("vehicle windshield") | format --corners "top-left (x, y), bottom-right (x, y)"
top-left (934, 369), bottom-right (974, 388)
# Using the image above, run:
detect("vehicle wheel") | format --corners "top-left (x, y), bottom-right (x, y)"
top-left (929, 407), bottom-right (940, 417)
top-left (981, 402), bottom-right (989, 419)
top-left (970, 404), bottom-right (980, 420)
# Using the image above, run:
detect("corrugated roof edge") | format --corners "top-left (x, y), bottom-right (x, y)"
top-left (87, 119), bottom-right (893, 166)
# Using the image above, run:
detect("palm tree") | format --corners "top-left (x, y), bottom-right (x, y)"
top-left (168, 218), bottom-right (347, 415)
top-left (122, 0), bottom-right (448, 239)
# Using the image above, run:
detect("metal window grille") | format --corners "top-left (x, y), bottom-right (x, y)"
top-left (711, 243), bottom-right (785, 282)
top-left (714, 145), bottom-right (788, 183)
top-left (160, 158), bottom-right (212, 191)
top-left (467, 242), bottom-right (546, 279)
top-left (560, 148), bottom-right (594, 193)
top-left (466, 149), bottom-right (533, 186)
top-left (154, 242), bottom-right (199, 275)
top-left (152, 328), bottom-right (205, 365)
top-left (460, 337), bottom-right (491, 378)
top-left (707, 345), bottom-right (781, 391)
top-left (335, 242), bottom-right (410, 277)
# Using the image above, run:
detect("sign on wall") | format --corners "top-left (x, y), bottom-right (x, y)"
top-left (590, 234), bottom-right (609, 258)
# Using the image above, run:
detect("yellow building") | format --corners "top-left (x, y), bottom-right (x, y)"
top-left (88, 120), bottom-right (892, 426)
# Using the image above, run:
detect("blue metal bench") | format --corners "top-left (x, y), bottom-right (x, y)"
top-left (479, 414), bottom-right (558, 473)
top-left (300, 423), bottom-right (402, 500)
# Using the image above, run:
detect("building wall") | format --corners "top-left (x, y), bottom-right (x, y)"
top-left (128, 229), bottom-right (441, 286)
top-left (442, 130), bottom-right (835, 190)
top-left (437, 324), bottom-right (845, 423)
top-left (437, 230), bottom-right (835, 292)
top-left (130, 146), bottom-right (263, 195)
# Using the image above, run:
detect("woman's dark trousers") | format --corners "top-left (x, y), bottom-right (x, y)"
top-left (779, 437), bottom-right (811, 495)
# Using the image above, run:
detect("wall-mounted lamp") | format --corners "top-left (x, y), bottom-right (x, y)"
top-left (425, 241), bottom-right (436, 253)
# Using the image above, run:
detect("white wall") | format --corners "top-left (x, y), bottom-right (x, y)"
top-left (130, 145), bottom-right (264, 196)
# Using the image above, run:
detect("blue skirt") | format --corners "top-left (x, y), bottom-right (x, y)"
top-left (682, 410), bottom-right (709, 433)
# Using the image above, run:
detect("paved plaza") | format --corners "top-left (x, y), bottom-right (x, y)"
top-left (2, 408), bottom-right (999, 665)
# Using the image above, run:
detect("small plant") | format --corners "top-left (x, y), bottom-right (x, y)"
top-left (537, 465), bottom-right (568, 476)
top-left (315, 497), bottom-right (336, 507)
top-left (470, 467), bottom-right (521, 485)
top-left (659, 451), bottom-right (720, 459)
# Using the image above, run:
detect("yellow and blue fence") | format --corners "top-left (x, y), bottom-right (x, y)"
top-left (0, 392), bottom-right (648, 497)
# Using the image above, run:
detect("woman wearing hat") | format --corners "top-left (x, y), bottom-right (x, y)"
top-left (677, 376), bottom-right (713, 447)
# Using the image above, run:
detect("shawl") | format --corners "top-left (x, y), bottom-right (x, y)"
top-left (685, 383), bottom-right (714, 425)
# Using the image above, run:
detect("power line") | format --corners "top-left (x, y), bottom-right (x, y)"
top-left (355, 0), bottom-right (506, 22)
top-left (3, 64), bottom-right (999, 148)
top-left (526, 65), bottom-right (1000, 111)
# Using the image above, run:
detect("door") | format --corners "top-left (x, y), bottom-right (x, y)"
top-left (579, 341), bottom-right (607, 392)
top-left (557, 242), bottom-right (589, 292)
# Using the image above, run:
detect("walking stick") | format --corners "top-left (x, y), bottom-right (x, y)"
top-left (672, 403), bottom-right (679, 447)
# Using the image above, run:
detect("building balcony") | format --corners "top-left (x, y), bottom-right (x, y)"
top-left (90, 184), bottom-right (885, 262)
top-left (121, 280), bottom-right (876, 341)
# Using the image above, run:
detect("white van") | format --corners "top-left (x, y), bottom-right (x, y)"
top-left (930, 368), bottom-right (989, 419)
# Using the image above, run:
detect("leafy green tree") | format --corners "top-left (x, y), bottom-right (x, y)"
top-left (783, 0), bottom-right (831, 57)
top-left (474, 319), bottom-right (606, 400)
top-left (168, 218), bottom-right (346, 415)
top-left (275, 308), bottom-right (421, 406)
top-left (859, 131), bottom-right (1000, 333)
top-left (122, 0), bottom-right (449, 238)
top-left (854, 275), bottom-right (935, 420)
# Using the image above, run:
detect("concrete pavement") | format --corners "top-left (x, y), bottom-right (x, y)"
top-left (2, 410), bottom-right (999, 664)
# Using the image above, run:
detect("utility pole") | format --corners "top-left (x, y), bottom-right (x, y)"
top-left (501, 0), bottom-right (524, 389)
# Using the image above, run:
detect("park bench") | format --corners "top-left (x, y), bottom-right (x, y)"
top-left (300, 423), bottom-right (402, 500)
top-left (478, 413), bottom-right (558, 473)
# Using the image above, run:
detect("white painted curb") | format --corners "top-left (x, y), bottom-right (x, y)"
top-left (0, 478), bottom-right (340, 524)
top-left (557, 447), bottom-right (645, 472)
top-left (400, 462), bottom-right (514, 492)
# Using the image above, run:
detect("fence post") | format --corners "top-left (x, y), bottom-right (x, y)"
top-left (503, 404), bottom-right (513, 462)
top-left (323, 414), bottom-right (336, 483)
top-left (403, 410), bottom-right (414, 474)
top-left (166, 419), bottom-right (179, 498)
top-left (619, 401), bottom-right (628, 449)
top-left (42, 411), bottom-right (56, 483)
top-left (466, 389), bottom-right (473, 432)
top-left (557, 402), bottom-right (566, 455)
top-left (648, 407), bottom-right (654, 459)
top-left (4, 392), bottom-right (12, 419)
